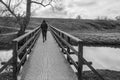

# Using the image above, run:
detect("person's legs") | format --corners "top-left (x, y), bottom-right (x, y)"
top-left (45, 31), bottom-right (47, 40)
top-left (43, 30), bottom-right (47, 42)
top-left (42, 31), bottom-right (44, 42)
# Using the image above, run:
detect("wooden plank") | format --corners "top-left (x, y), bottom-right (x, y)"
top-left (21, 31), bottom-right (77, 80)
top-left (51, 28), bottom-right (79, 56)
top-left (78, 41), bottom-right (83, 80)
top-left (12, 41), bottom-right (18, 80)
top-left (50, 27), bottom-right (105, 80)
top-left (82, 58), bottom-right (105, 80)
top-left (67, 36), bottom-right (71, 62)
top-left (17, 28), bottom-right (41, 55)
top-left (0, 58), bottom-right (13, 73)
top-left (51, 30), bottom-right (78, 70)
top-left (17, 36), bottom-right (34, 55)
top-left (17, 50), bottom-right (29, 73)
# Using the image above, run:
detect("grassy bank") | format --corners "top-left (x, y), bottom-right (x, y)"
top-left (0, 17), bottom-right (120, 79)
top-left (71, 32), bottom-right (120, 47)
top-left (0, 27), bottom-right (17, 34)
top-left (1, 17), bottom-right (120, 47)
top-left (0, 17), bottom-right (40, 30)
top-left (32, 18), bottom-right (120, 47)
top-left (0, 33), bottom-right (17, 50)
top-left (0, 69), bottom-right (120, 80)
top-left (82, 69), bottom-right (120, 80)
top-left (0, 72), bottom-right (13, 80)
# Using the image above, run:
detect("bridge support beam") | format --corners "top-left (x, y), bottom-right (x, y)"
top-left (67, 37), bottom-right (71, 63)
top-left (12, 41), bottom-right (18, 80)
top-left (78, 41), bottom-right (83, 80)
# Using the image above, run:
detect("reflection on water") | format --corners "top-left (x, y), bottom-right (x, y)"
top-left (0, 50), bottom-right (12, 67)
top-left (0, 47), bottom-right (120, 71)
top-left (69, 46), bottom-right (120, 71)
top-left (83, 46), bottom-right (120, 71)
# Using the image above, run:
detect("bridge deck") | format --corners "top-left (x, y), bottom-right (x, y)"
top-left (21, 31), bottom-right (77, 80)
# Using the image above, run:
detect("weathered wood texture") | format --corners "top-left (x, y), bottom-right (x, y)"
top-left (50, 25), bottom-right (105, 80)
top-left (21, 31), bottom-right (77, 80)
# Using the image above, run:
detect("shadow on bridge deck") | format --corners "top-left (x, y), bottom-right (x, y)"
top-left (20, 31), bottom-right (77, 80)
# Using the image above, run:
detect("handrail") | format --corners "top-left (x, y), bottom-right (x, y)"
top-left (50, 25), bottom-right (82, 42)
top-left (50, 25), bottom-right (105, 80)
top-left (0, 58), bottom-right (13, 72)
top-left (13, 26), bottom-right (40, 42)
top-left (0, 25), bottom-right (41, 80)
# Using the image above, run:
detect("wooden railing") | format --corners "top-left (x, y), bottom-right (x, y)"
top-left (50, 25), bottom-right (105, 80)
top-left (0, 26), bottom-right (41, 80)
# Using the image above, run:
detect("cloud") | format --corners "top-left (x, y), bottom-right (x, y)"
top-left (73, 0), bottom-right (97, 7)
top-left (33, 6), bottom-right (68, 18)
top-left (33, 0), bottom-right (120, 19)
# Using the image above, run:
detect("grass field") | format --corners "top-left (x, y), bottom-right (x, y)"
top-left (82, 69), bottom-right (120, 80)
top-left (0, 17), bottom-right (120, 79)
top-left (1, 17), bottom-right (120, 47)
top-left (0, 17), bottom-right (40, 30)
top-left (0, 27), bottom-right (17, 34)
top-left (29, 18), bottom-right (120, 47)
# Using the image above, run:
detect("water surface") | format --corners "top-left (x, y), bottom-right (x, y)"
top-left (0, 50), bottom-right (12, 67)
top-left (68, 46), bottom-right (120, 71)
top-left (0, 47), bottom-right (120, 72)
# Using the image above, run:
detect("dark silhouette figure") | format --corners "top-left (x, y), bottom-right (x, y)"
top-left (41, 20), bottom-right (48, 42)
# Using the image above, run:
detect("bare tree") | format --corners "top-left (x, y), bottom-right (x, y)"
top-left (115, 16), bottom-right (120, 21)
top-left (0, 0), bottom-right (55, 36)
top-left (76, 15), bottom-right (81, 19)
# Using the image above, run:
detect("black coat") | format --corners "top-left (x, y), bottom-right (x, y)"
top-left (41, 22), bottom-right (48, 31)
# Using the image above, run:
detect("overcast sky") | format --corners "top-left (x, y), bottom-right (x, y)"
top-left (32, 0), bottom-right (120, 19)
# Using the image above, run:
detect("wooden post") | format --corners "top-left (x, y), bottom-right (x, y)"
top-left (23, 37), bottom-right (27, 63)
top-left (31, 33), bottom-right (34, 48)
top-left (59, 32), bottom-right (63, 51)
top-left (12, 41), bottom-right (18, 80)
top-left (67, 37), bottom-right (70, 63)
top-left (61, 33), bottom-right (64, 52)
top-left (59, 32), bottom-right (60, 36)
top-left (78, 41), bottom-right (83, 80)
top-left (62, 33), bottom-right (64, 38)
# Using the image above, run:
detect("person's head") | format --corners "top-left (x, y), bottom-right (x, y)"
top-left (43, 20), bottom-right (46, 23)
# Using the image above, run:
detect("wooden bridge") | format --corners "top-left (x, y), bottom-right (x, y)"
top-left (0, 25), bottom-right (105, 80)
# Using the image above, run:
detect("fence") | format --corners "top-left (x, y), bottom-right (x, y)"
top-left (0, 26), bottom-right (41, 80)
top-left (50, 25), bottom-right (105, 80)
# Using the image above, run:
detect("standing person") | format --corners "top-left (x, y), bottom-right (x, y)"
top-left (40, 20), bottom-right (48, 42)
